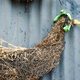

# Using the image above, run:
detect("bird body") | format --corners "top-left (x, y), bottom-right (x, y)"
top-left (0, 17), bottom-right (68, 80)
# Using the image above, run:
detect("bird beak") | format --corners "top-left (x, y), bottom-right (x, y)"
top-left (73, 19), bottom-right (80, 25)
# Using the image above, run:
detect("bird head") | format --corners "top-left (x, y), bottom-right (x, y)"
top-left (54, 10), bottom-right (80, 32)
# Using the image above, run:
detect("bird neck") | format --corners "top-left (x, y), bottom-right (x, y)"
top-left (35, 17), bottom-right (66, 48)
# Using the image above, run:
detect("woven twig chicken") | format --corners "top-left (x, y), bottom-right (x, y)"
top-left (0, 10), bottom-right (80, 80)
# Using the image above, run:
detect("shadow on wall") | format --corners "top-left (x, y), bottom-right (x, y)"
top-left (11, 0), bottom-right (42, 12)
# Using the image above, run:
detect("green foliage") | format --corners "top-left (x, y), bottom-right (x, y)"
top-left (53, 10), bottom-right (72, 32)
top-left (63, 24), bottom-right (71, 32)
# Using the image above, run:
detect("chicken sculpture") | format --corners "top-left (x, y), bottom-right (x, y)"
top-left (0, 10), bottom-right (80, 80)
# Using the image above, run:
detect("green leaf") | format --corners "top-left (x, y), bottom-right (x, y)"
top-left (53, 14), bottom-right (61, 22)
top-left (53, 10), bottom-right (72, 22)
top-left (67, 25), bottom-right (71, 31)
top-left (63, 26), bottom-right (69, 32)
top-left (67, 13), bottom-right (72, 21)
top-left (60, 10), bottom-right (67, 15)
top-left (63, 24), bottom-right (71, 32)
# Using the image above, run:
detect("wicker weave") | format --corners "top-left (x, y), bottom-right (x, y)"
top-left (0, 17), bottom-right (72, 80)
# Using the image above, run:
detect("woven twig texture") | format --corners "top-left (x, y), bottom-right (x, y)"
top-left (0, 17), bottom-right (72, 80)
